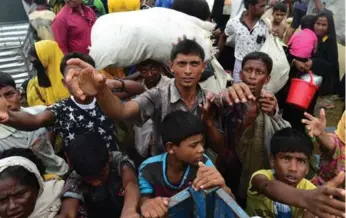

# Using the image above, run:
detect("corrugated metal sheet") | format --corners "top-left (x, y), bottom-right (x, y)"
top-left (0, 22), bottom-right (34, 87)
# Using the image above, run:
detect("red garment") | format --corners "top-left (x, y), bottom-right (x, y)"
top-left (52, 5), bottom-right (96, 55)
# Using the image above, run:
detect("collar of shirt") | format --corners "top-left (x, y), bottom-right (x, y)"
top-left (66, 4), bottom-right (90, 16)
top-left (70, 96), bottom-right (96, 110)
top-left (238, 11), bottom-right (266, 32)
top-left (169, 79), bottom-right (204, 105)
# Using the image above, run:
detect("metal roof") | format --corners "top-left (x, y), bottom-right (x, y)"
top-left (0, 22), bottom-right (34, 87)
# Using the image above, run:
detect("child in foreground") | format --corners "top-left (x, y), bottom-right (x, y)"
top-left (303, 109), bottom-right (345, 186)
top-left (246, 128), bottom-right (345, 218)
top-left (271, 2), bottom-right (288, 40)
top-left (59, 133), bottom-right (140, 218)
top-left (138, 110), bottom-right (232, 218)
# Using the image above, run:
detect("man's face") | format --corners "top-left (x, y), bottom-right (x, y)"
top-left (271, 152), bottom-right (309, 187)
top-left (240, 59), bottom-right (270, 97)
top-left (65, 0), bottom-right (82, 8)
top-left (169, 134), bottom-right (205, 166)
top-left (0, 86), bottom-right (21, 112)
top-left (137, 63), bottom-right (162, 85)
top-left (250, 0), bottom-right (268, 18)
top-left (273, 10), bottom-right (286, 24)
top-left (170, 54), bottom-right (205, 89)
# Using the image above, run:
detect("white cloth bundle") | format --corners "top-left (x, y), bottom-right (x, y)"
top-left (89, 8), bottom-right (216, 69)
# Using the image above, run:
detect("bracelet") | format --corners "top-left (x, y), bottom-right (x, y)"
top-left (119, 80), bottom-right (126, 92)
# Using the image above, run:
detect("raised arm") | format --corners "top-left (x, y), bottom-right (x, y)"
top-left (106, 79), bottom-right (145, 99)
top-left (251, 173), bottom-right (346, 217)
top-left (64, 58), bottom-right (141, 121)
top-left (0, 97), bottom-right (54, 131)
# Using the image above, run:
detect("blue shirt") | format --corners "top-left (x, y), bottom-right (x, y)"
top-left (139, 153), bottom-right (214, 198)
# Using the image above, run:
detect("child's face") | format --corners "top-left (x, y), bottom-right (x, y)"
top-left (240, 59), bottom-right (270, 97)
top-left (273, 10), bottom-right (286, 24)
top-left (270, 152), bottom-right (309, 187)
top-left (169, 134), bottom-right (205, 166)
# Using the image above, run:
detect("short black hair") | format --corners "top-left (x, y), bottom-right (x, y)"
top-left (67, 133), bottom-right (109, 178)
top-left (271, 128), bottom-right (313, 158)
top-left (172, 0), bottom-right (211, 21)
top-left (0, 148), bottom-right (46, 177)
top-left (34, 0), bottom-right (47, 4)
top-left (0, 72), bottom-right (16, 89)
top-left (161, 110), bottom-right (205, 145)
top-left (300, 15), bottom-right (316, 30)
top-left (244, 0), bottom-right (259, 9)
top-left (60, 52), bottom-right (96, 77)
top-left (273, 2), bottom-right (287, 13)
top-left (242, 51), bottom-right (273, 75)
top-left (170, 39), bottom-right (205, 61)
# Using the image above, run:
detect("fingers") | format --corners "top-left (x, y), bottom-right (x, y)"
top-left (304, 112), bottom-right (315, 121)
top-left (198, 161), bottom-right (206, 168)
top-left (320, 108), bottom-right (326, 124)
top-left (67, 58), bottom-right (93, 69)
top-left (322, 187), bottom-right (345, 205)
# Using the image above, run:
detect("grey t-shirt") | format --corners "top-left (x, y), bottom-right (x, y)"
top-left (0, 106), bottom-right (68, 176)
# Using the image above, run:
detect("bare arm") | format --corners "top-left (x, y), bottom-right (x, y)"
top-left (205, 121), bottom-right (224, 154)
top-left (5, 110), bottom-right (54, 131)
top-left (106, 79), bottom-right (145, 99)
top-left (217, 33), bottom-right (227, 57)
top-left (251, 174), bottom-right (345, 217)
top-left (58, 198), bottom-right (80, 218)
top-left (96, 86), bottom-right (141, 120)
top-left (120, 165), bottom-right (141, 217)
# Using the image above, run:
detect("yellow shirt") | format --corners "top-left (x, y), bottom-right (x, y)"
top-left (246, 169), bottom-right (316, 218)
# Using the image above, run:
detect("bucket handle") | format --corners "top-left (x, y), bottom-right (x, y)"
top-left (307, 70), bottom-right (314, 84)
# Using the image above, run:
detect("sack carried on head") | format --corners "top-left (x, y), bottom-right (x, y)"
top-left (89, 8), bottom-right (216, 69)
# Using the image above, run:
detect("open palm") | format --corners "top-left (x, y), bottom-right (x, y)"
top-left (302, 109), bottom-right (327, 137)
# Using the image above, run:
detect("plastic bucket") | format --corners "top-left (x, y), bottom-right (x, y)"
top-left (286, 71), bottom-right (318, 110)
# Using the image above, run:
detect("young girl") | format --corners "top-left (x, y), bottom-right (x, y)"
top-left (287, 15), bottom-right (318, 63)
top-left (302, 109), bottom-right (345, 186)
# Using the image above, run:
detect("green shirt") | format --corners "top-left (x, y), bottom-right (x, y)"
top-left (83, 0), bottom-right (106, 15)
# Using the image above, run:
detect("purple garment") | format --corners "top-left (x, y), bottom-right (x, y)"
top-left (294, 2), bottom-right (308, 11)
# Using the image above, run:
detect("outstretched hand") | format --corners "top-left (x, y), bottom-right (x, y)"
top-left (220, 82), bottom-right (256, 106)
top-left (303, 172), bottom-right (345, 217)
top-left (65, 58), bottom-right (107, 100)
top-left (302, 108), bottom-right (327, 137)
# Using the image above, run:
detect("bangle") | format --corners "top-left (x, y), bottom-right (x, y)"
top-left (119, 80), bottom-right (126, 92)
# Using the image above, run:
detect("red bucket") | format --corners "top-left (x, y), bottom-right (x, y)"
top-left (286, 71), bottom-right (318, 110)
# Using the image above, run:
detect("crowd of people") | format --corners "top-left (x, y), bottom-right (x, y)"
top-left (0, 0), bottom-right (344, 217)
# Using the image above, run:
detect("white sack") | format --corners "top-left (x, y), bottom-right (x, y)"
top-left (260, 34), bottom-right (290, 94)
top-left (89, 8), bottom-right (216, 69)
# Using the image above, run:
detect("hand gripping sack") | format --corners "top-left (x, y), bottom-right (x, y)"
top-left (260, 34), bottom-right (290, 94)
top-left (89, 8), bottom-right (216, 69)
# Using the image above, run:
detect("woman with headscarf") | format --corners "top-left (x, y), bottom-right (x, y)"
top-left (279, 11), bottom-right (339, 131)
top-left (28, 40), bottom-right (70, 106)
top-left (0, 156), bottom-right (64, 218)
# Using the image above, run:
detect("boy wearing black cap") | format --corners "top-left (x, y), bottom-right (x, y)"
top-left (59, 133), bottom-right (140, 218)
top-left (247, 128), bottom-right (345, 218)
top-left (138, 111), bottom-right (232, 218)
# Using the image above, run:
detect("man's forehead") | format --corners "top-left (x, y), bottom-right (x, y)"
top-left (0, 85), bottom-right (16, 93)
top-left (174, 54), bottom-right (203, 62)
top-left (244, 60), bottom-right (267, 69)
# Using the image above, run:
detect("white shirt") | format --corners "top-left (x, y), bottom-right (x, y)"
top-left (225, 12), bottom-right (269, 61)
